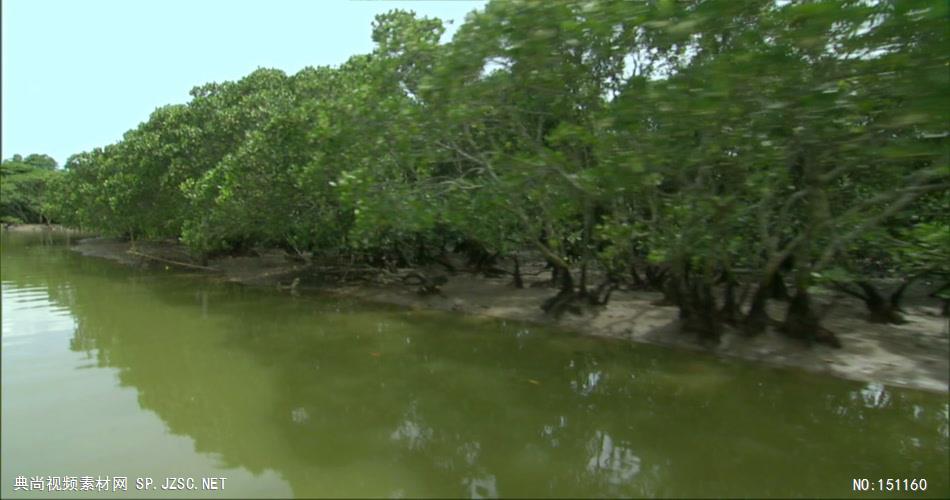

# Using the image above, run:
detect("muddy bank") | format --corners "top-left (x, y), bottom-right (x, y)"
top-left (71, 237), bottom-right (949, 393)
top-left (1, 223), bottom-right (81, 234)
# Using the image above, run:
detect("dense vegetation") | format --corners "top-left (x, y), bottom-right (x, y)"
top-left (1, 154), bottom-right (61, 225)
top-left (49, 0), bottom-right (948, 345)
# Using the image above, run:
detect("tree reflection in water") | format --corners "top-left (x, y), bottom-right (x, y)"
top-left (2, 232), bottom-right (947, 498)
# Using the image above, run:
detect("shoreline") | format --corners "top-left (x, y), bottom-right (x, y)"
top-left (2, 223), bottom-right (80, 233)
top-left (68, 235), bottom-right (949, 394)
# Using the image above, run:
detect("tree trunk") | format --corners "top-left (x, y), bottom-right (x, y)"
top-left (654, 268), bottom-right (683, 309)
top-left (680, 280), bottom-right (721, 343)
top-left (645, 265), bottom-right (668, 290)
top-left (435, 249), bottom-right (457, 274)
top-left (579, 200), bottom-right (593, 298)
top-left (630, 263), bottom-right (644, 289)
top-left (782, 290), bottom-right (841, 348)
top-left (549, 264), bottom-right (560, 287)
top-left (856, 281), bottom-right (906, 324)
top-left (928, 282), bottom-right (949, 317)
top-left (415, 234), bottom-right (427, 264)
top-left (559, 262), bottom-right (574, 292)
top-left (511, 255), bottom-right (524, 289)
top-left (647, 266), bottom-right (675, 306)
top-left (834, 280), bottom-right (907, 324)
top-left (579, 259), bottom-right (589, 298)
top-left (540, 252), bottom-right (580, 317)
top-left (769, 272), bottom-right (790, 300)
top-left (589, 278), bottom-right (617, 306)
top-left (742, 278), bottom-right (772, 337)
top-left (720, 278), bottom-right (740, 325)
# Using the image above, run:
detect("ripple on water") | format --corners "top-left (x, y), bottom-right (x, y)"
top-left (2, 284), bottom-right (77, 342)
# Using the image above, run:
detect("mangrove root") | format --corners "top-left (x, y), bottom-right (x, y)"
top-left (127, 250), bottom-right (219, 272)
top-left (832, 280), bottom-right (910, 325)
top-left (781, 291), bottom-right (842, 348)
top-left (403, 271), bottom-right (448, 296)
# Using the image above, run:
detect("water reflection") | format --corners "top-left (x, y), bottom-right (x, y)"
top-left (541, 415), bottom-right (567, 448)
top-left (391, 403), bottom-right (434, 451)
top-left (586, 431), bottom-right (641, 486)
top-left (855, 382), bottom-right (892, 409)
top-left (290, 407), bottom-right (310, 425)
top-left (458, 441), bottom-right (480, 466)
top-left (940, 405), bottom-right (949, 441)
top-left (573, 370), bottom-right (602, 397)
top-left (2, 231), bottom-right (948, 498)
top-left (463, 474), bottom-right (497, 499)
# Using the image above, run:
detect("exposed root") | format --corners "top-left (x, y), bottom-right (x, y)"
top-left (832, 280), bottom-right (909, 325)
top-left (540, 288), bottom-right (583, 318)
top-left (127, 249), bottom-right (220, 272)
top-left (402, 271), bottom-right (448, 296)
top-left (781, 290), bottom-right (842, 348)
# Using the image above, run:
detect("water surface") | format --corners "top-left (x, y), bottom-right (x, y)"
top-left (2, 231), bottom-right (947, 498)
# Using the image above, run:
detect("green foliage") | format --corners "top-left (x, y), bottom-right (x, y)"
top-left (1, 154), bottom-right (61, 224)
top-left (51, 1), bottom-right (947, 301)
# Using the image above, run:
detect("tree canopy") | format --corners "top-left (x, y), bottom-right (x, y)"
top-left (50, 0), bottom-right (949, 345)
top-left (1, 154), bottom-right (61, 224)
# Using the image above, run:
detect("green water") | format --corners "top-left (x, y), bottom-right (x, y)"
top-left (1, 231), bottom-right (947, 498)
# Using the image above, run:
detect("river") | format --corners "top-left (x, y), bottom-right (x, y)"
top-left (1, 230), bottom-right (947, 498)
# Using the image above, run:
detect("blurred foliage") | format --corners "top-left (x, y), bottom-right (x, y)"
top-left (50, 1), bottom-right (948, 328)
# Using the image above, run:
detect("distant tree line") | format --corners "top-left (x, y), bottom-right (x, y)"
top-left (49, 0), bottom-right (949, 344)
top-left (1, 153), bottom-right (61, 225)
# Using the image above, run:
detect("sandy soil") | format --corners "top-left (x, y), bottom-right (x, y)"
top-left (70, 237), bottom-right (949, 393)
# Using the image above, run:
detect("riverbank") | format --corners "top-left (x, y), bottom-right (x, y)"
top-left (71, 236), bottom-right (949, 393)
top-left (1, 223), bottom-right (80, 233)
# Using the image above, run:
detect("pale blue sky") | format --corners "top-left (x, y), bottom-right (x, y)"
top-left (2, 0), bottom-right (486, 166)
